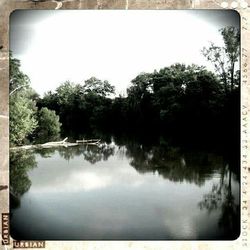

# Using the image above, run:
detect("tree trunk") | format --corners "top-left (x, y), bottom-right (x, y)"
top-left (230, 62), bottom-right (235, 91)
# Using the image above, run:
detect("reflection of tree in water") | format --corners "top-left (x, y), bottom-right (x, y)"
top-left (35, 147), bottom-right (57, 158)
top-left (57, 146), bottom-right (79, 161)
top-left (10, 150), bottom-right (37, 207)
top-left (82, 143), bottom-right (115, 164)
top-left (123, 140), bottom-right (224, 186)
top-left (52, 143), bottom-right (115, 164)
top-left (115, 136), bottom-right (240, 239)
top-left (10, 143), bottom-right (115, 199)
top-left (198, 165), bottom-right (240, 239)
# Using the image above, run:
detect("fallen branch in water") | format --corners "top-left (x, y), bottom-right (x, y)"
top-left (10, 137), bottom-right (69, 150)
top-left (76, 139), bottom-right (101, 145)
top-left (10, 137), bottom-right (101, 150)
top-left (42, 137), bottom-right (68, 146)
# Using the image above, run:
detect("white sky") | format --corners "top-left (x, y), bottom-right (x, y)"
top-left (11, 10), bottom-right (233, 97)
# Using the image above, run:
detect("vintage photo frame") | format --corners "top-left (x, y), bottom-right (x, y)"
top-left (0, 0), bottom-right (249, 249)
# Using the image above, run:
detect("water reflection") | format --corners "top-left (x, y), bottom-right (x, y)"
top-left (126, 142), bottom-right (225, 186)
top-left (10, 138), bottom-right (240, 240)
top-left (198, 165), bottom-right (240, 239)
top-left (10, 150), bottom-right (37, 208)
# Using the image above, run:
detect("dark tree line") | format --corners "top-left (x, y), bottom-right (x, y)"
top-left (37, 62), bottom-right (239, 149)
top-left (37, 26), bottom-right (239, 148)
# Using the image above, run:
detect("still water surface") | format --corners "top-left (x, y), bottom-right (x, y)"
top-left (10, 139), bottom-right (240, 240)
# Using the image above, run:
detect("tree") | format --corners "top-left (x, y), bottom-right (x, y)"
top-left (35, 107), bottom-right (61, 142)
top-left (55, 81), bottom-right (79, 106)
top-left (83, 77), bottom-right (115, 97)
top-left (127, 73), bottom-right (153, 99)
top-left (126, 73), bottom-right (157, 129)
top-left (10, 94), bottom-right (38, 145)
top-left (38, 91), bottom-right (60, 113)
top-left (151, 64), bottom-right (188, 124)
top-left (9, 54), bottom-right (38, 146)
top-left (9, 52), bottom-right (30, 94)
top-left (202, 26), bottom-right (240, 92)
top-left (148, 64), bottom-right (223, 135)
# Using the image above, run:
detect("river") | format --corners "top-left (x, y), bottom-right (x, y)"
top-left (10, 136), bottom-right (240, 240)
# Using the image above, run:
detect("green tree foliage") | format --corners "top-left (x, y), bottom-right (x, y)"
top-left (83, 77), bottom-right (115, 97)
top-left (202, 27), bottom-right (240, 151)
top-left (126, 73), bottom-right (155, 128)
top-left (35, 107), bottom-right (61, 143)
top-left (38, 62), bottom-right (234, 145)
top-left (9, 54), bottom-right (38, 146)
top-left (38, 78), bottom-right (115, 133)
top-left (9, 53), bottom-right (30, 94)
top-left (122, 64), bottom-right (224, 140)
top-left (10, 94), bottom-right (38, 145)
top-left (202, 26), bottom-right (240, 92)
top-left (56, 81), bottom-right (79, 106)
top-left (10, 54), bottom-right (63, 146)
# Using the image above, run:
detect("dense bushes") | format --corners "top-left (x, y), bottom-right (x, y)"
top-left (34, 108), bottom-right (61, 143)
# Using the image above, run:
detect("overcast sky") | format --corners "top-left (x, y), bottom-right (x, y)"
top-left (10, 10), bottom-right (239, 97)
